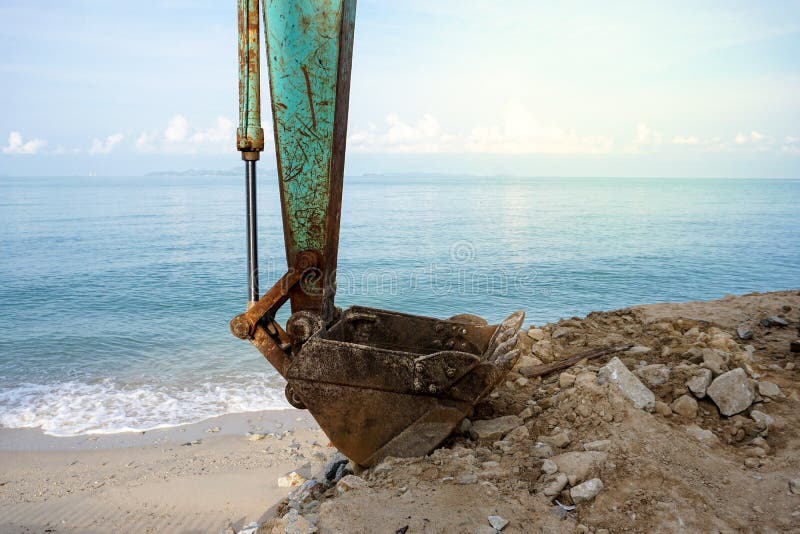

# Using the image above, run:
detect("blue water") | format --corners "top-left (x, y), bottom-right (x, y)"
top-left (1, 175), bottom-right (798, 435)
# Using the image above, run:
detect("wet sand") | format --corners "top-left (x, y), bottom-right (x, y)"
top-left (0, 409), bottom-right (328, 533)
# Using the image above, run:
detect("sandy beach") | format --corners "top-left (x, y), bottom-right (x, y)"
top-left (0, 410), bottom-right (328, 533)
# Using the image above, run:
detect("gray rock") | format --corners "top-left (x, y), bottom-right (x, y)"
top-left (634, 364), bottom-right (671, 387)
top-left (541, 459), bottom-right (558, 474)
top-left (707, 368), bottom-right (755, 416)
top-left (530, 442), bottom-right (554, 459)
top-left (543, 472), bottom-right (568, 496)
top-left (488, 515), bottom-right (509, 531)
top-left (288, 479), bottom-right (326, 508)
top-left (583, 439), bottom-right (611, 452)
top-left (471, 415), bottom-right (522, 441)
top-left (550, 451), bottom-right (608, 486)
top-left (758, 381), bottom-right (783, 398)
top-left (236, 522), bottom-right (259, 534)
top-left (570, 478), bottom-right (604, 503)
top-left (671, 395), bottom-right (698, 419)
top-left (552, 327), bottom-right (572, 339)
top-left (539, 430), bottom-right (570, 449)
top-left (767, 316), bottom-right (789, 327)
top-left (686, 368), bottom-right (713, 398)
top-left (701, 349), bottom-right (729, 376)
top-left (736, 325), bottom-right (753, 340)
top-left (598, 357), bottom-right (655, 410)
top-left (790, 478), bottom-right (800, 495)
top-left (750, 410), bottom-right (775, 430)
top-left (323, 452), bottom-right (349, 482)
top-left (458, 474), bottom-right (478, 485)
top-left (625, 345), bottom-right (652, 356)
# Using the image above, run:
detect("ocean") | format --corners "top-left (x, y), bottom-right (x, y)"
top-left (0, 175), bottom-right (798, 436)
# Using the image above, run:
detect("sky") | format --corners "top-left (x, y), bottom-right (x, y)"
top-left (1, 0), bottom-right (799, 178)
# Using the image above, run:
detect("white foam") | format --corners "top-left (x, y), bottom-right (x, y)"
top-left (0, 374), bottom-right (290, 437)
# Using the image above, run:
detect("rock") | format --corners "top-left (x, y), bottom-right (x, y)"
top-left (552, 327), bottom-right (571, 339)
top-left (530, 442), bottom-right (554, 459)
top-left (559, 372), bottom-right (576, 388)
top-left (247, 432), bottom-right (266, 441)
top-left (701, 349), bottom-right (729, 376)
top-left (272, 510), bottom-right (316, 534)
top-left (583, 439), bottom-right (611, 452)
top-left (518, 407), bottom-right (534, 420)
top-left (750, 410), bottom-right (775, 430)
top-left (541, 459), bottom-right (558, 474)
top-left (543, 472), bottom-right (568, 496)
top-left (487, 515), bottom-right (509, 531)
top-left (206, 426), bottom-right (221, 433)
top-left (685, 424), bottom-right (718, 445)
top-left (323, 452), bottom-right (349, 482)
top-left (335, 475), bottom-right (367, 494)
top-left (550, 451), bottom-right (608, 485)
top-left (598, 357), bottom-right (655, 410)
top-left (278, 471), bottom-right (307, 488)
top-left (458, 474), bottom-right (478, 485)
top-left (707, 368), bottom-right (755, 416)
top-left (686, 369), bottom-right (713, 399)
top-left (767, 316), bottom-right (789, 327)
top-left (791, 341), bottom-right (800, 353)
top-left (459, 418), bottom-right (472, 435)
top-left (288, 479), bottom-right (326, 507)
top-left (790, 479), bottom-right (800, 495)
top-left (527, 327), bottom-right (546, 341)
top-left (654, 401), bottom-right (672, 417)
top-left (758, 381), bottom-right (783, 398)
top-left (471, 415), bottom-right (522, 441)
top-left (575, 371), bottom-right (597, 387)
top-left (515, 354), bottom-right (542, 368)
top-left (736, 325), bottom-right (753, 340)
top-left (635, 364), bottom-right (671, 387)
top-left (516, 376), bottom-right (529, 387)
top-left (237, 521), bottom-right (259, 534)
top-left (671, 395), bottom-right (698, 419)
top-left (539, 430), bottom-right (570, 449)
top-left (744, 458), bottom-right (761, 469)
top-left (625, 346), bottom-right (652, 356)
top-left (570, 478), bottom-right (604, 503)
top-left (684, 327), bottom-right (700, 338)
top-left (505, 425), bottom-right (529, 442)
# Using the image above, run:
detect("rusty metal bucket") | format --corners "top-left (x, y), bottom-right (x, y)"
top-left (283, 306), bottom-right (524, 466)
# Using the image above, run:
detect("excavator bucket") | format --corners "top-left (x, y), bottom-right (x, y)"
top-left (286, 307), bottom-right (524, 466)
top-left (232, 0), bottom-right (525, 467)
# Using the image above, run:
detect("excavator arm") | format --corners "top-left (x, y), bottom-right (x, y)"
top-left (230, 0), bottom-right (524, 467)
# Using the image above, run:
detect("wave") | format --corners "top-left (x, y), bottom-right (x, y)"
top-left (0, 374), bottom-right (290, 437)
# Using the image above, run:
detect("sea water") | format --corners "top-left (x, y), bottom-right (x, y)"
top-left (1, 175), bottom-right (798, 435)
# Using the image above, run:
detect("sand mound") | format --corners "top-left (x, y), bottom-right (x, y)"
top-left (260, 290), bottom-right (800, 533)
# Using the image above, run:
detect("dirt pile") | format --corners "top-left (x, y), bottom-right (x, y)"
top-left (258, 290), bottom-right (800, 533)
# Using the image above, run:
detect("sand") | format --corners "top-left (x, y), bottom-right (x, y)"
top-left (0, 410), bottom-right (328, 533)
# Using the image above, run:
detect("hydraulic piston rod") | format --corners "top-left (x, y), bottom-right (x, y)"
top-left (237, 0), bottom-right (264, 306)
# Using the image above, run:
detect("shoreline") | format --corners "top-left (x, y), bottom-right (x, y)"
top-left (0, 408), bottom-right (312, 452)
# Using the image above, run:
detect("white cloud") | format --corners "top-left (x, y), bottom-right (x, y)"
top-left (672, 135), bottom-right (699, 145)
top-left (624, 123), bottom-right (662, 153)
top-left (348, 103), bottom-right (613, 155)
top-left (136, 115), bottom-right (235, 154)
top-left (349, 114), bottom-right (455, 154)
top-left (3, 131), bottom-right (46, 154)
top-left (89, 133), bottom-right (124, 155)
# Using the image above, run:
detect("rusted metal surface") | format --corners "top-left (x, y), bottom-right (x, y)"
top-left (284, 307), bottom-right (525, 466)
top-left (237, 0), bottom-right (264, 155)
top-left (263, 0), bottom-right (355, 317)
